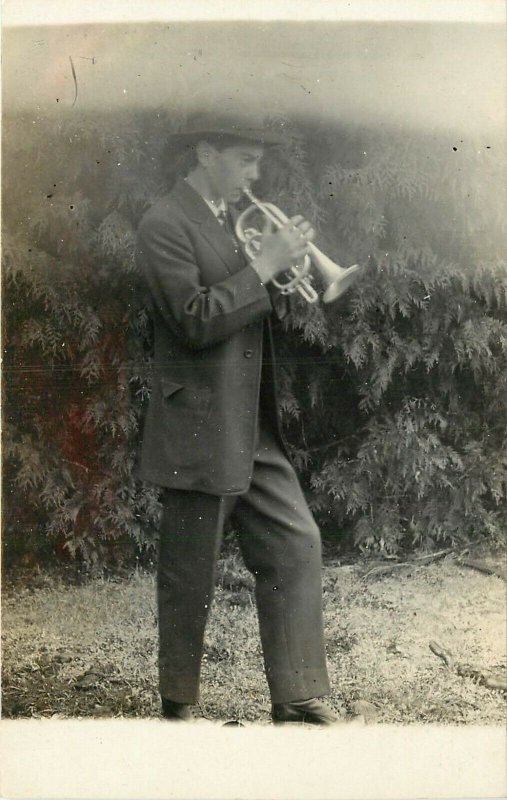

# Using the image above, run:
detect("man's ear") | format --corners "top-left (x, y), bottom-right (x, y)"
top-left (195, 140), bottom-right (215, 167)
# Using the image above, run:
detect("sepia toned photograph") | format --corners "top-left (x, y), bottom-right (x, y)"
top-left (1, 1), bottom-right (506, 797)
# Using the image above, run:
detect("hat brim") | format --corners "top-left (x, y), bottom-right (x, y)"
top-left (167, 127), bottom-right (284, 148)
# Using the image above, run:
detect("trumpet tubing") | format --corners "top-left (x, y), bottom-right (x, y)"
top-left (236, 189), bottom-right (362, 304)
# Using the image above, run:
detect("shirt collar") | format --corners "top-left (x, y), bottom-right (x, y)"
top-left (203, 197), bottom-right (227, 218)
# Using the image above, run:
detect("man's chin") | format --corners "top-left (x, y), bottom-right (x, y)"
top-left (228, 189), bottom-right (243, 203)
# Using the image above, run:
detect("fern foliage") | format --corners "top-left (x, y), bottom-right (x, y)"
top-left (2, 111), bottom-right (506, 565)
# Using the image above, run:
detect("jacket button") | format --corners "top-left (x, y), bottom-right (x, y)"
top-left (243, 349), bottom-right (253, 358)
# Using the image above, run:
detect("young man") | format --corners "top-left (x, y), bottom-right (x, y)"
top-left (135, 112), bottom-right (344, 725)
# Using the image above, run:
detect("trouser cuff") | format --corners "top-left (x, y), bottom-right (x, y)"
top-left (266, 669), bottom-right (331, 705)
top-left (159, 672), bottom-right (200, 705)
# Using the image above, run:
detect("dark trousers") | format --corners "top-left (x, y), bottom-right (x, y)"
top-left (157, 425), bottom-right (331, 704)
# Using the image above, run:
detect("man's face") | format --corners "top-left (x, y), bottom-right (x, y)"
top-left (204, 142), bottom-right (264, 203)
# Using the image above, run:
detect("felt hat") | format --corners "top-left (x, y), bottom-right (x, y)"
top-left (167, 110), bottom-right (285, 147)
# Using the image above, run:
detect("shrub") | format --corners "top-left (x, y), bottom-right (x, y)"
top-left (2, 110), bottom-right (506, 566)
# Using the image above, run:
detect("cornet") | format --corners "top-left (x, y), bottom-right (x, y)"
top-left (235, 188), bottom-right (362, 304)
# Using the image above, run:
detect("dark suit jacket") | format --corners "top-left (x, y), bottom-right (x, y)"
top-left (135, 177), bottom-right (282, 495)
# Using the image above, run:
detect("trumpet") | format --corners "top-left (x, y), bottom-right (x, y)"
top-left (235, 188), bottom-right (362, 304)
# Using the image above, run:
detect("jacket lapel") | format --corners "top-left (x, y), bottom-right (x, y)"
top-left (172, 178), bottom-right (246, 275)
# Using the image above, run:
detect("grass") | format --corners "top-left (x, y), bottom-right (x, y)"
top-left (1, 548), bottom-right (506, 724)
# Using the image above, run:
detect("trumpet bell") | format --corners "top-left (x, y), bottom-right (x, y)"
top-left (322, 263), bottom-right (362, 304)
top-left (308, 244), bottom-right (363, 304)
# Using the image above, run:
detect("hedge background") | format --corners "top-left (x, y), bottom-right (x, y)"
top-left (2, 106), bottom-right (506, 569)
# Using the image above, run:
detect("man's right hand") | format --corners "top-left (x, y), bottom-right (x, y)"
top-left (250, 215), bottom-right (315, 285)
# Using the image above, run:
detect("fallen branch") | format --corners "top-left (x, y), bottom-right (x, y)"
top-left (429, 640), bottom-right (455, 670)
top-left (361, 562), bottom-right (413, 580)
top-left (457, 558), bottom-right (506, 582)
top-left (413, 549), bottom-right (453, 562)
top-left (429, 640), bottom-right (507, 692)
top-left (361, 550), bottom-right (452, 580)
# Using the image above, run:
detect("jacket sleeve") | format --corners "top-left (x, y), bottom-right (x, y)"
top-left (136, 212), bottom-right (273, 349)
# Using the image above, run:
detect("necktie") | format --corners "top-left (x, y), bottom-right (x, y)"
top-left (217, 208), bottom-right (231, 233)
top-left (217, 209), bottom-right (241, 250)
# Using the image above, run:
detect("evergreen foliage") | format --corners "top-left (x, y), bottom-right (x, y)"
top-left (3, 110), bottom-right (506, 566)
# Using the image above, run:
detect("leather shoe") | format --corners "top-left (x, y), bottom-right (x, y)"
top-left (161, 698), bottom-right (206, 722)
top-left (272, 697), bottom-right (351, 726)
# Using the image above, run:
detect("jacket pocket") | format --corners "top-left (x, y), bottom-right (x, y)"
top-left (160, 380), bottom-right (184, 399)
top-left (160, 379), bottom-right (212, 418)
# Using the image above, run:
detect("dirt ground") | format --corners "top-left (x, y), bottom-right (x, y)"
top-left (1, 552), bottom-right (506, 724)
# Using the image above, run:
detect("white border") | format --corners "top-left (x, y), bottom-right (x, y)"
top-left (1, 721), bottom-right (506, 799)
top-left (1, 3), bottom-right (506, 799)
top-left (2, 0), bottom-right (506, 26)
